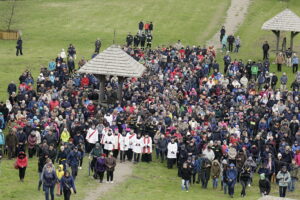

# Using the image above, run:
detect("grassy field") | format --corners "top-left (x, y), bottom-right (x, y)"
top-left (0, 0), bottom-right (230, 101)
top-left (101, 159), bottom-right (300, 200)
top-left (0, 157), bottom-right (100, 200)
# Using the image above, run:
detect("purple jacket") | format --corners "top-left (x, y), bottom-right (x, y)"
top-left (95, 158), bottom-right (106, 172)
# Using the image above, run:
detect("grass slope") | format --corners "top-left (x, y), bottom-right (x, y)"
top-left (0, 157), bottom-right (99, 200)
top-left (0, 0), bottom-right (230, 100)
top-left (101, 160), bottom-right (300, 200)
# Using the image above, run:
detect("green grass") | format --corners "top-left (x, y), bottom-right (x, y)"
top-left (229, 0), bottom-right (300, 87)
top-left (0, 0), bottom-right (230, 100)
top-left (101, 160), bottom-right (300, 200)
top-left (0, 157), bottom-right (99, 200)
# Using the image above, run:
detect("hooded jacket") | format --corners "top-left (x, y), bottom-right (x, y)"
top-left (211, 160), bottom-right (221, 178)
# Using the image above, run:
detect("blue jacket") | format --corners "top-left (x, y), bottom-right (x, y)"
top-left (61, 175), bottom-right (76, 192)
top-left (226, 168), bottom-right (237, 183)
top-left (67, 151), bottom-right (81, 167)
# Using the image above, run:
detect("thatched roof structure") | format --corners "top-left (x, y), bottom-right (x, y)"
top-left (262, 9), bottom-right (300, 32)
top-left (78, 45), bottom-right (146, 78)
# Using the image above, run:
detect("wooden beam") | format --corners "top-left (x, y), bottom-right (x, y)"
top-left (290, 31), bottom-right (299, 51)
top-left (98, 75), bottom-right (105, 104)
top-left (117, 77), bottom-right (124, 102)
top-left (272, 30), bottom-right (280, 54)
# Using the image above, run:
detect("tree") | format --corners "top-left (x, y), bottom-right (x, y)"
top-left (1, 0), bottom-right (18, 31)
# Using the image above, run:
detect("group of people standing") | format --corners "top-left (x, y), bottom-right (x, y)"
top-left (125, 21), bottom-right (154, 49)
top-left (1, 32), bottom-right (300, 200)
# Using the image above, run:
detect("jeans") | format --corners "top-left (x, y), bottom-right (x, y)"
top-left (228, 181), bottom-right (235, 196)
top-left (155, 148), bottom-right (160, 159)
top-left (223, 182), bottom-right (228, 194)
top-left (288, 177), bottom-right (297, 192)
top-left (71, 166), bottom-right (78, 180)
top-left (279, 186), bottom-right (287, 197)
top-left (44, 185), bottom-right (55, 200)
top-left (181, 179), bottom-right (189, 191)
top-left (213, 178), bottom-right (218, 188)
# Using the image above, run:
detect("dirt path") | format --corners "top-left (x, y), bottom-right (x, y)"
top-left (83, 162), bottom-right (133, 200)
top-left (207, 0), bottom-right (252, 48)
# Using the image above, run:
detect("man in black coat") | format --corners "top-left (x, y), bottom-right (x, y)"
top-left (220, 26), bottom-right (226, 42)
top-left (95, 38), bottom-right (101, 53)
top-left (126, 32), bottom-right (133, 47)
top-left (262, 41), bottom-right (270, 60)
top-left (16, 37), bottom-right (23, 56)
top-left (7, 81), bottom-right (17, 95)
top-left (146, 33), bottom-right (153, 48)
top-left (133, 33), bottom-right (140, 47)
top-left (140, 33), bottom-right (146, 49)
top-left (138, 21), bottom-right (144, 34)
top-left (227, 35), bottom-right (235, 52)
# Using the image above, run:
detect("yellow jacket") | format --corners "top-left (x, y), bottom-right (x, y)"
top-left (60, 130), bottom-right (70, 143)
top-left (56, 165), bottom-right (64, 180)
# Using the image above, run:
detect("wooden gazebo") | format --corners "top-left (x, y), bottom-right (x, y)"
top-left (78, 45), bottom-right (146, 103)
top-left (262, 9), bottom-right (300, 52)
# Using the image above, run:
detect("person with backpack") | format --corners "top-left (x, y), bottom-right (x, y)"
top-left (42, 162), bottom-right (57, 200)
top-left (276, 165), bottom-right (291, 198)
top-left (61, 170), bottom-right (76, 200)
top-left (15, 151), bottom-right (28, 182)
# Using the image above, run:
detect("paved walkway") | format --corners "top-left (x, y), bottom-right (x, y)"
top-left (207, 0), bottom-right (252, 48)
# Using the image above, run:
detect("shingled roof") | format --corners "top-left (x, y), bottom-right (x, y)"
top-left (262, 9), bottom-right (300, 32)
top-left (78, 45), bottom-right (146, 77)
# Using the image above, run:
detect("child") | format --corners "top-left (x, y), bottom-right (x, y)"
top-left (259, 173), bottom-right (270, 196)
top-left (56, 164), bottom-right (64, 196)
top-left (211, 160), bottom-right (221, 189)
top-left (181, 162), bottom-right (192, 192)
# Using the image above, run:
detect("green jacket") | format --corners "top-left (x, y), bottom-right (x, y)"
top-left (251, 65), bottom-right (258, 75)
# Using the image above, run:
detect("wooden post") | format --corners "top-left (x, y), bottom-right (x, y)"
top-left (272, 30), bottom-right (280, 54)
top-left (98, 75), bottom-right (105, 104)
top-left (117, 77), bottom-right (124, 102)
top-left (290, 31), bottom-right (299, 52)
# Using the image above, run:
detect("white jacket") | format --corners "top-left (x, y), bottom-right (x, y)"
top-left (133, 137), bottom-right (143, 153)
top-left (86, 128), bottom-right (99, 144)
top-left (119, 134), bottom-right (129, 151)
top-left (103, 134), bottom-right (114, 151)
top-left (128, 133), bottom-right (136, 149)
top-left (167, 142), bottom-right (178, 159)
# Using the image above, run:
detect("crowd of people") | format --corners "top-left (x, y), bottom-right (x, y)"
top-left (125, 21), bottom-right (154, 49)
top-left (0, 34), bottom-right (300, 200)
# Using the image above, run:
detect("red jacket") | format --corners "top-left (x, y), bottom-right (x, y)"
top-left (16, 154), bottom-right (28, 168)
top-left (81, 77), bottom-right (89, 87)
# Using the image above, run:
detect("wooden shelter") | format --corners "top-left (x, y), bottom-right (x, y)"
top-left (262, 9), bottom-right (300, 52)
top-left (78, 45), bottom-right (146, 103)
